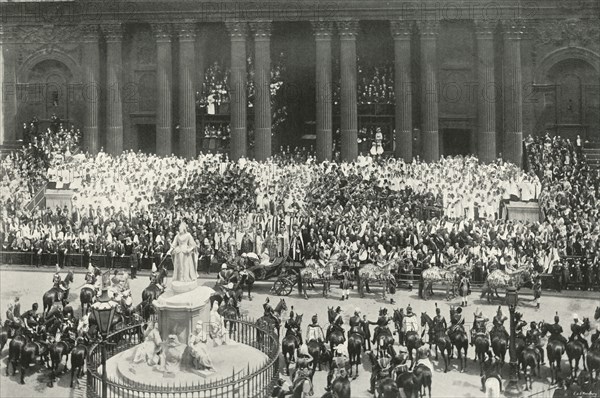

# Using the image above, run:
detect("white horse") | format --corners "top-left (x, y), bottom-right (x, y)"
top-left (484, 377), bottom-right (502, 398)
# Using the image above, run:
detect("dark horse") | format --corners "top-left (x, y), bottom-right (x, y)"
top-left (519, 345), bottom-right (541, 391)
top-left (6, 329), bottom-right (31, 376)
top-left (43, 271), bottom-right (74, 317)
top-left (448, 306), bottom-right (468, 373)
top-left (237, 269), bottom-right (256, 301)
top-left (490, 328), bottom-right (508, 370)
top-left (368, 351), bottom-right (400, 398)
top-left (395, 364), bottom-right (419, 398)
top-left (1, 321), bottom-right (20, 354)
top-left (256, 298), bottom-right (287, 340)
top-left (322, 372), bottom-right (351, 398)
top-left (347, 328), bottom-right (363, 378)
top-left (404, 329), bottom-right (421, 369)
top-left (47, 336), bottom-right (75, 387)
top-left (588, 334), bottom-right (600, 382)
top-left (473, 334), bottom-right (490, 377)
top-left (326, 307), bottom-right (346, 357)
top-left (413, 362), bottom-right (433, 398)
top-left (540, 321), bottom-right (566, 384)
top-left (282, 314), bottom-right (303, 375)
top-left (19, 330), bottom-right (50, 384)
top-left (420, 312), bottom-right (451, 373)
top-left (142, 266), bottom-right (168, 304)
top-left (69, 338), bottom-right (88, 388)
top-left (566, 317), bottom-right (591, 379)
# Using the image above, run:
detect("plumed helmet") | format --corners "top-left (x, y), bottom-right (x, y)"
top-left (497, 306), bottom-right (502, 316)
top-left (354, 308), bottom-right (361, 315)
top-left (312, 314), bottom-right (318, 323)
top-left (221, 263), bottom-right (228, 270)
top-left (335, 306), bottom-right (342, 313)
top-left (530, 321), bottom-right (536, 328)
top-left (436, 307), bottom-right (441, 314)
top-left (456, 307), bottom-right (462, 314)
top-left (554, 312), bottom-right (560, 323)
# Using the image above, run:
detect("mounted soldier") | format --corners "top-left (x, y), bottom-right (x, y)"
top-left (548, 313), bottom-right (568, 346)
top-left (491, 306), bottom-right (509, 341)
top-left (448, 306), bottom-right (465, 339)
top-left (471, 308), bottom-right (489, 346)
top-left (372, 308), bottom-right (392, 346)
top-left (348, 308), bottom-right (366, 340)
top-left (402, 305), bottom-right (419, 334)
top-left (263, 297), bottom-right (279, 327)
top-left (306, 314), bottom-right (326, 353)
top-left (285, 309), bottom-right (303, 345)
top-left (432, 306), bottom-right (447, 336)
top-left (526, 321), bottom-right (545, 364)
top-left (569, 314), bottom-right (589, 351)
top-left (326, 306), bottom-right (344, 342)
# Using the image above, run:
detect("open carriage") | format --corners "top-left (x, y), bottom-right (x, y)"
top-left (270, 258), bottom-right (306, 296)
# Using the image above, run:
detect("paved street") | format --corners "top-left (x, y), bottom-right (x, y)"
top-left (0, 267), bottom-right (598, 398)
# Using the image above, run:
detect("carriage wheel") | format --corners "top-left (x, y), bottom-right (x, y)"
top-left (281, 279), bottom-right (294, 296)
top-left (272, 279), bottom-right (285, 295)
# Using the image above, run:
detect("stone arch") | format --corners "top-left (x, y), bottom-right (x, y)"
top-left (17, 49), bottom-right (81, 83)
top-left (534, 46), bottom-right (600, 84)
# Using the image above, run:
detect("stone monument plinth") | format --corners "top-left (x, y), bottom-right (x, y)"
top-left (153, 282), bottom-right (214, 346)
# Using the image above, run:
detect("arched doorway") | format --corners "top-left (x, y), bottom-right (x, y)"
top-left (534, 54), bottom-right (600, 142)
top-left (23, 59), bottom-right (74, 123)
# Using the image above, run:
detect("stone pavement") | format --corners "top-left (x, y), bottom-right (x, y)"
top-left (0, 266), bottom-right (598, 398)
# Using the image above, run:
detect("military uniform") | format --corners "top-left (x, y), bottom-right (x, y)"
top-left (348, 314), bottom-right (365, 340)
top-left (372, 312), bottom-right (391, 345)
top-left (526, 323), bottom-right (545, 364)
top-left (326, 309), bottom-right (344, 341)
top-left (471, 310), bottom-right (489, 345)
top-left (549, 316), bottom-right (568, 346)
top-left (432, 311), bottom-right (447, 336)
top-left (569, 317), bottom-right (589, 350)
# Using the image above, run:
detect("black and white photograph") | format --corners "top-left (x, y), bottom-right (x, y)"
top-left (0, 1), bottom-right (599, 397)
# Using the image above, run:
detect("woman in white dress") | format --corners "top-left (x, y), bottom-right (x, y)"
top-left (169, 221), bottom-right (198, 282)
top-left (132, 322), bottom-right (162, 366)
top-left (189, 321), bottom-right (214, 371)
top-left (209, 301), bottom-right (231, 346)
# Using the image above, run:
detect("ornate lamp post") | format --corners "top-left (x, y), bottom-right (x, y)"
top-left (504, 286), bottom-right (522, 397)
top-left (90, 275), bottom-right (117, 398)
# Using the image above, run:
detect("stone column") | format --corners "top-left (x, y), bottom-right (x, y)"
top-left (251, 21), bottom-right (272, 161)
top-left (503, 21), bottom-right (524, 167)
top-left (103, 24), bottom-right (124, 155)
top-left (337, 20), bottom-right (359, 162)
top-left (419, 21), bottom-right (439, 162)
top-left (177, 23), bottom-right (197, 159)
top-left (81, 25), bottom-right (101, 154)
top-left (475, 21), bottom-right (498, 164)
top-left (153, 24), bottom-right (173, 156)
top-left (225, 21), bottom-right (248, 161)
top-left (313, 21), bottom-right (334, 162)
top-left (1, 26), bottom-right (18, 144)
top-left (390, 20), bottom-right (413, 161)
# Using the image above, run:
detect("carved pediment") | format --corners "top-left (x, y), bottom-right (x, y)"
top-left (17, 43), bottom-right (81, 67)
top-left (533, 19), bottom-right (600, 47)
top-left (14, 25), bottom-right (81, 44)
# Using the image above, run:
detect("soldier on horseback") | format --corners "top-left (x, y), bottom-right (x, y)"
top-left (368, 350), bottom-right (393, 394)
top-left (348, 308), bottom-right (366, 340)
top-left (569, 314), bottom-right (589, 351)
top-left (514, 312), bottom-right (527, 338)
top-left (402, 305), bottom-right (419, 334)
top-left (470, 308), bottom-right (489, 346)
top-left (449, 306), bottom-right (465, 339)
top-left (21, 303), bottom-right (40, 334)
top-left (372, 308), bottom-right (392, 346)
top-left (549, 313), bottom-right (568, 346)
top-left (432, 306), bottom-right (447, 336)
top-left (526, 321), bottom-right (545, 364)
top-left (326, 306), bottom-right (344, 342)
top-left (491, 306), bottom-right (509, 341)
top-left (326, 344), bottom-right (350, 392)
top-left (306, 314), bottom-right (326, 353)
top-left (263, 297), bottom-right (279, 327)
top-left (285, 309), bottom-right (303, 345)
top-left (217, 263), bottom-right (233, 289)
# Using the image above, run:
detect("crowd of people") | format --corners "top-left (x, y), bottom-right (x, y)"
top-left (2, 123), bottom-right (599, 290)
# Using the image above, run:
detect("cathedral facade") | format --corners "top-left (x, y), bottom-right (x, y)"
top-left (1, 0), bottom-right (599, 165)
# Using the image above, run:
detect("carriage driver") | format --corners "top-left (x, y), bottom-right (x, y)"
top-left (306, 314), bottom-right (326, 353)
top-left (569, 314), bottom-right (589, 351)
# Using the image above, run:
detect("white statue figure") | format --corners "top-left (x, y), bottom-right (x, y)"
top-left (188, 321), bottom-right (214, 371)
top-left (132, 322), bottom-right (162, 366)
top-left (209, 301), bottom-right (231, 346)
top-left (158, 334), bottom-right (187, 374)
top-left (169, 221), bottom-right (198, 283)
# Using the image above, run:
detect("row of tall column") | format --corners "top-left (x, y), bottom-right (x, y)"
top-left (312, 19), bottom-right (524, 165)
top-left (2, 20), bottom-right (524, 167)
